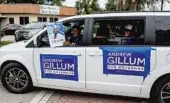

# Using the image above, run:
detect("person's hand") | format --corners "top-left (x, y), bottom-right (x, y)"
top-left (64, 41), bottom-right (72, 46)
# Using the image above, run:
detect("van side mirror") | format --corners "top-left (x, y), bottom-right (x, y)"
top-left (43, 25), bottom-right (46, 29)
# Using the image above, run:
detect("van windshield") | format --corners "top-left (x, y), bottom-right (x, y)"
top-left (23, 22), bottom-right (45, 29)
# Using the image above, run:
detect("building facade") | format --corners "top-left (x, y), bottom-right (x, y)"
top-left (0, 4), bottom-right (77, 27)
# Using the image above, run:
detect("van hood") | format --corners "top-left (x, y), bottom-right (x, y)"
top-left (17, 28), bottom-right (41, 32)
top-left (0, 41), bottom-right (26, 49)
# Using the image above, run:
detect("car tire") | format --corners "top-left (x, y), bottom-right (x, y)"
top-left (150, 75), bottom-right (170, 103)
top-left (1, 63), bottom-right (33, 93)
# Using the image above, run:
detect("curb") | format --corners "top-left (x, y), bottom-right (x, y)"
top-left (30, 90), bottom-right (55, 103)
top-left (39, 90), bottom-right (55, 103)
top-left (30, 90), bottom-right (47, 103)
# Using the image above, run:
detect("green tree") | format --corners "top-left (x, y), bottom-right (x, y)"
top-left (53, 0), bottom-right (64, 6)
top-left (37, 0), bottom-right (45, 4)
top-left (4, 0), bottom-right (38, 3)
top-left (0, 0), bottom-right (7, 3)
top-left (0, 0), bottom-right (65, 5)
top-left (76, 0), bottom-right (101, 15)
top-left (105, 0), bottom-right (117, 11)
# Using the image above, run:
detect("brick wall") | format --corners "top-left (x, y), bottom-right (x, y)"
top-left (0, 4), bottom-right (40, 14)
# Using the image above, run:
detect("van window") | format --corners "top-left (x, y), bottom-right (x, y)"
top-left (35, 19), bottom-right (85, 48)
top-left (155, 16), bottom-right (170, 45)
top-left (91, 18), bottom-right (145, 45)
top-left (36, 31), bottom-right (50, 47)
top-left (63, 19), bottom-right (85, 45)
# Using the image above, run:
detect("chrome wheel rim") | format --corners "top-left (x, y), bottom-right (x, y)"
top-left (5, 68), bottom-right (28, 91)
top-left (161, 82), bottom-right (170, 103)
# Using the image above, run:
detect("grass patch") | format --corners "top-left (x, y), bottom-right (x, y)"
top-left (0, 41), bottom-right (13, 47)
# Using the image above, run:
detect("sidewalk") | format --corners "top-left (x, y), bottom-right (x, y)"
top-left (1, 35), bottom-right (15, 42)
top-left (36, 90), bottom-right (147, 103)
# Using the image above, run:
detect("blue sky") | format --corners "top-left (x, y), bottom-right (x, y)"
top-left (63, 0), bottom-right (107, 9)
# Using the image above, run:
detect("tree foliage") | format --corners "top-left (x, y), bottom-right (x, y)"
top-left (53, 0), bottom-right (62, 6)
top-left (105, 0), bottom-right (117, 11)
top-left (0, 0), bottom-right (65, 5)
top-left (105, 0), bottom-right (163, 11)
top-left (76, 0), bottom-right (101, 15)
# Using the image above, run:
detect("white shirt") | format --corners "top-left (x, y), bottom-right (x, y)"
top-left (49, 33), bottom-right (65, 47)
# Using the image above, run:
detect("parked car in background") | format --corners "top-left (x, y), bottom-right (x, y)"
top-left (1, 24), bottom-right (22, 36)
top-left (15, 22), bottom-right (47, 42)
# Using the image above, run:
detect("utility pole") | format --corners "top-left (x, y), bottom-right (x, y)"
top-left (161, 0), bottom-right (164, 11)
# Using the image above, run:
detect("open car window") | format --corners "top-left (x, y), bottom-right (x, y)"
top-left (91, 18), bottom-right (145, 45)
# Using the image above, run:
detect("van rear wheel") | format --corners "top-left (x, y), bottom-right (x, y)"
top-left (1, 63), bottom-right (33, 93)
top-left (150, 76), bottom-right (170, 103)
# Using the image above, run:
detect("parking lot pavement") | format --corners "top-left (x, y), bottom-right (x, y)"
top-left (1, 35), bottom-right (15, 42)
top-left (0, 83), bottom-right (148, 103)
top-left (41, 90), bottom-right (148, 103)
top-left (0, 82), bottom-right (42, 103)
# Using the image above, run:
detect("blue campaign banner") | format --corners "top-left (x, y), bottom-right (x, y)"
top-left (100, 47), bottom-right (154, 79)
top-left (40, 54), bottom-right (78, 81)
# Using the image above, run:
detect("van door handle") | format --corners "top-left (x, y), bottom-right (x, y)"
top-left (70, 52), bottom-right (82, 56)
top-left (89, 52), bottom-right (102, 56)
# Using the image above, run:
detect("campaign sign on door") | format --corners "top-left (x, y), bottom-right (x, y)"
top-left (100, 47), bottom-right (153, 79)
top-left (47, 22), bottom-right (65, 47)
top-left (40, 54), bottom-right (78, 81)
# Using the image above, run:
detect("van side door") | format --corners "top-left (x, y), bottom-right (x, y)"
top-left (85, 16), bottom-right (156, 95)
top-left (33, 18), bottom-right (88, 90)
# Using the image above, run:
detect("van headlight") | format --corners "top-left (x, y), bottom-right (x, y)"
top-left (15, 31), bottom-right (19, 35)
top-left (15, 31), bottom-right (19, 39)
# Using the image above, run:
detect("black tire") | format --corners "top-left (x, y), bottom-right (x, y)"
top-left (150, 75), bottom-right (170, 103)
top-left (1, 63), bottom-right (33, 93)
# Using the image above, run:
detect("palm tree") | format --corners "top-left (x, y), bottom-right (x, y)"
top-left (118, 0), bottom-right (158, 11)
top-left (105, 0), bottom-right (159, 11)
top-left (76, 0), bottom-right (101, 15)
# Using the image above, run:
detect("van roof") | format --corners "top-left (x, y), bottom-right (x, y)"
top-left (59, 11), bottom-right (170, 21)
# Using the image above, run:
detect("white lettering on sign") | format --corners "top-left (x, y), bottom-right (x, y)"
top-left (40, 5), bottom-right (60, 15)
top-left (44, 62), bottom-right (75, 71)
top-left (107, 52), bottom-right (145, 66)
top-left (107, 65), bottom-right (145, 71)
top-left (44, 69), bottom-right (75, 75)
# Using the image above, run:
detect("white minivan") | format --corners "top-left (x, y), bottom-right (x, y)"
top-left (0, 12), bottom-right (170, 103)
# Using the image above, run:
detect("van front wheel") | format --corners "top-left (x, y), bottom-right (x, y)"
top-left (1, 63), bottom-right (33, 93)
top-left (150, 76), bottom-right (170, 103)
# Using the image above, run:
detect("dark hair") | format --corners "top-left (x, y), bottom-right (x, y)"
top-left (72, 25), bottom-right (81, 32)
top-left (124, 29), bottom-right (131, 32)
top-left (96, 26), bottom-right (110, 37)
